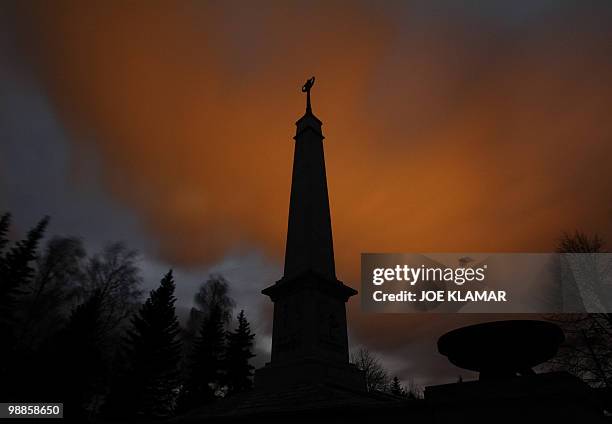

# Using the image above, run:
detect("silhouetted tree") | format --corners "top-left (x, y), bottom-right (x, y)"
top-left (0, 216), bottom-right (49, 334)
top-left (104, 270), bottom-right (182, 419)
top-left (0, 216), bottom-right (48, 398)
top-left (0, 213), bottom-right (154, 420)
top-left (351, 347), bottom-right (391, 392)
top-left (184, 274), bottom-right (235, 344)
top-left (390, 376), bottom-right (403, 396)
top-left (0, 213), bottom-right (10, 254)
top-left (225, 310), bottom-right (255, 395)
top-left (0, 212), bottom-right (15, 337)
top-left (179, 304), bottom-right (226, 410)
top-left (388, 376), bottom-right (423, 398)
top-left (181, 274), bottom-right (235, 397)
top-left (43, 290), bottom-right (106, 421)
top-left (558, 231), bottom-right (604, 253)
top-left (18, 236), bottom-right (86, 349)
top-left (82, 242), bottom-right (143, 335)
top-left (405, 377), bottom-right (424, 399)
top-left (547, 231), bottom-right (612, 388)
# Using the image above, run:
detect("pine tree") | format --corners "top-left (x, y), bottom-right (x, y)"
top-left (0, 212), bottom-right (13, 340)
top-left (390, 376), bottom-right (403, 396)
top-left (0, 216), bottom-right (48, 286)
top-left (225, 310), bottom-right (255, 395)
top-left (179, 304), bottom-right (226, 410)
top-left (184, 274), bottom-right (234, 348)
top-left (0, 216), bottom-right (48, 398)
top-left (45, 290), bottom-right (106, 420)
top-left (0, 216), bottom-right (49, 327)
top-left (104, 270), bottom-right (182, 419)
top-left (0, 213), bottom-right (10, 256)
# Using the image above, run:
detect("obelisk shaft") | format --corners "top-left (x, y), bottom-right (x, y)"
top-left (283, 80), bottom-right (336, 281)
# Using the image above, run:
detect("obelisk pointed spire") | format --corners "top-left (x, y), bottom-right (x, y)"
top-left (283, 77), bottom-right (336, 280)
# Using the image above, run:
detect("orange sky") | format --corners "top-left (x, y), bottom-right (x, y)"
top-left (5, 0), bottom-right (612, 386)
top-left (13, 1), bottom-right (612, 283)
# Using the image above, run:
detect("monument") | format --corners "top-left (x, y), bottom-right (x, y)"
top-left (172, 80), bottom-right (608, 423)
top-left (255, 77), bottom-right (365, 391)
top-left (171, 79), bottom-right (412, 423)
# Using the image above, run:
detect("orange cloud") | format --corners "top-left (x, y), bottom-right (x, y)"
top-left (11, 1), bottom-right (612, 287)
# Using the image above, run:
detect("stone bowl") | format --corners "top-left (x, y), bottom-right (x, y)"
top-left (438, 320), bottom-right (565, 379)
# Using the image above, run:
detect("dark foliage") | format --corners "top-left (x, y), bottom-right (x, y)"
top-left (82, 241), bottom-right (143, 334)
top-left (0, 213), bottom-right (10, 253)
top-left (179, 304), bottom-right (227, 411)
top-left (0, 216), bottom-right (49, 339)
top-left (41, 290), bottom-right (107, 421)
top-left (104, 270), bottom-right (183, 419)
top-left (390, 376), bottom-right (403, 396)
top-left (0, 215), bottom-right (49, 399)
top-left (557, 231), bottom-right (604, 254)
top-left (351, 347), bottom-right (390, 392)
top-left (547, 231), bottom-right (612, 388)
top-left (225, 310), bottom-right (255, 395)
top-left (184, 274), bottom-right (234, 346)
top-left (19, 236), bottom-right (86, 349)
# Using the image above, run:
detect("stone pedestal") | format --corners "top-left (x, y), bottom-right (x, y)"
top-left (256, 271), bottom-right (365, 391)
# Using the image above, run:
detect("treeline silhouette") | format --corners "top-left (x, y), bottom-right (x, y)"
top-left (546, 231), bottom-right (612, 391)
top-left (0, 213), bottom-right (255, 421)
top-left (2, 212), bottom-right (606, 419)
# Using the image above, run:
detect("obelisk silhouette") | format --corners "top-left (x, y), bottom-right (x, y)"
top-left (255, 77), bottom-right (364, 390)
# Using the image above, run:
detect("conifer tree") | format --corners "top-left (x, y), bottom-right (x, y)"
top-left (0, 213), bottom-right (10, 256)
top-left (0, 216), bottom-right (49, 323)
top-left (225, 310), bottom-right (255, 395)
top-left (105, 270), bottom-right (182, 419)
top-left (45, 290), bottom-right (105, 420)
top-left (0, 216), bottom-right (48, 398)
top-left (179, 304), bottom-right (226, 410)
top-left (390, 376), bottom-right (403, 396)
top-left (184, 275), bottom-right (234, 348)
top-left (0, 212), bottom-right (14, 336)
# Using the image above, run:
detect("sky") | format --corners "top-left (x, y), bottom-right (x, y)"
top-left (1, 0), bottom-right (612, 387)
